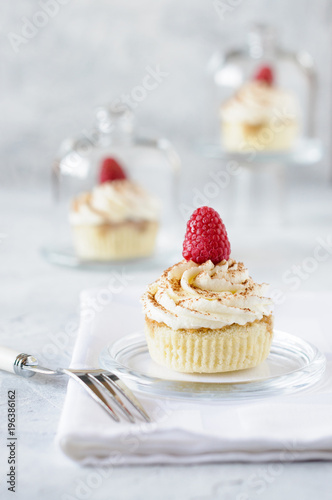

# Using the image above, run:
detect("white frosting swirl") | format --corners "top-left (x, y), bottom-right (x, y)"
top-left (141, 259), bottom-right (273, 330)
top-left (221, 81), bottom-right (298, 125)
top-left (70, 180), bottom-right (159, 225)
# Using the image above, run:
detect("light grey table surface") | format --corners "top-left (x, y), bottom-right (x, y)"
top-left (0, 186), bottom-right (332, 500)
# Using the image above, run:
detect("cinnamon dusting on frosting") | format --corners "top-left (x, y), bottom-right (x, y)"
top-left (221, 81), bottom-right (298, 125)
top-left (141, 259), bottom-right (273, 330)
top-left (70, 179), bottom-right (159, 226)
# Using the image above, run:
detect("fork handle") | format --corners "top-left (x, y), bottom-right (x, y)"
top-left (0, 346), bottom-right (37, 377)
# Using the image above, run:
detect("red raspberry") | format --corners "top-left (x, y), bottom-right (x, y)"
top-left (182, 206), bottom-right (231, 265)
top-left (99, 157), bottom-right (127, 183)
top-left (254, 65), bottom-right (274, 85)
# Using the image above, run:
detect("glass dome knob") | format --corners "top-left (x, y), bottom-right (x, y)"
top-left (95, 103), bottom-right (134, 144)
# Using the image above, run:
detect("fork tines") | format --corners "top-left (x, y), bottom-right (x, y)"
top-left (63, 369), bottom-right (151, 424)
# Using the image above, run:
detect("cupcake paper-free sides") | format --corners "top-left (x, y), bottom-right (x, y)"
top-left (70, 157), bottom-right (159, 261)
top-left (141, 206), bottom-right (274, 373)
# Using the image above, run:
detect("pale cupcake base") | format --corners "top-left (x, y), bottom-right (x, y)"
top-left (221, 120), bottom-right (298, 152)
top-left (72, 221), bottom-right (158, 261)
top-left (145, 315), bottom-right (274, 373)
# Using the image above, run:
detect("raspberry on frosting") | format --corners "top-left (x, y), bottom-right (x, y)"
top-left (254, 65), bottom-right (274, 85)
top-left (99, 157), bottom-right (127, 184)
top-left (182, 206), bottom-right (231, 265)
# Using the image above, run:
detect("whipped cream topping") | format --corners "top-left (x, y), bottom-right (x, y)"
top-left (70, 180), bottom-right (159, 225)
top-left (221, 81), bottom-right (298, 125)
top-left (141, 259), bottom-right (273, 330)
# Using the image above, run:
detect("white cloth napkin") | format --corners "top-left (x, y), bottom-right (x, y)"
top-left (57, 287), bottom-right (332, 465)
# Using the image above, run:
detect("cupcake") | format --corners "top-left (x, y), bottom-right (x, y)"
top-left (220, 65), bottom-right (299, 152)
top-left (70, 158), bottom-right (159, 261)
top-left (141, 206), bottom-right (273, 373)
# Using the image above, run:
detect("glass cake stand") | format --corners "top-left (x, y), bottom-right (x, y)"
top-left (100, 330), bottom-right (326, 402)
top-left (196, 137), bottom-right (323, 226)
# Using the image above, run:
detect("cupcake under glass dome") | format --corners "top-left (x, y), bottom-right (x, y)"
top-left (43, 105), bottom-right (181, 269)
top-left (200, 24), bottom-right (322, 228)
top-left (210, 23), bottom-right (318, 151)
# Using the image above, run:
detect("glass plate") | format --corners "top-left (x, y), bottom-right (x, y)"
top-left (41, 245), bottom-right (178, 272)
top-left (100, 331), bottom-right (326, 401)
top-left (197, 138), bottom-right (323, 166)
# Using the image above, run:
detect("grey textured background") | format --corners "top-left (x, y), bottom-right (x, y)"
top-left (1, 4), bottom-right (332, 499)
top-left (1, 0), bottom-right (332, 191)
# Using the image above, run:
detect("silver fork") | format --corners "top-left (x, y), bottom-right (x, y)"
top-left (0, 347), bottom-right (150, 423)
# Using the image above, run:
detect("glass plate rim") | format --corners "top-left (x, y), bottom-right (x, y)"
top-left (99, 330), bottom-right (326, 401)
top-left (40, 245), bottom-right (179, 272)
top-left (197, 137), bottom-right (323, 166)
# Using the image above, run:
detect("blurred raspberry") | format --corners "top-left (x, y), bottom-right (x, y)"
top-left (99, 157), bottom-right (127, 183)
top-left (254, 65), bottom-right (274, 85)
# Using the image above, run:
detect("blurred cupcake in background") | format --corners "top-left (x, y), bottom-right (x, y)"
top-left (220, 65), bottom-right (299, 152)
top-left (70, 157), bottom-right (159, 261)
